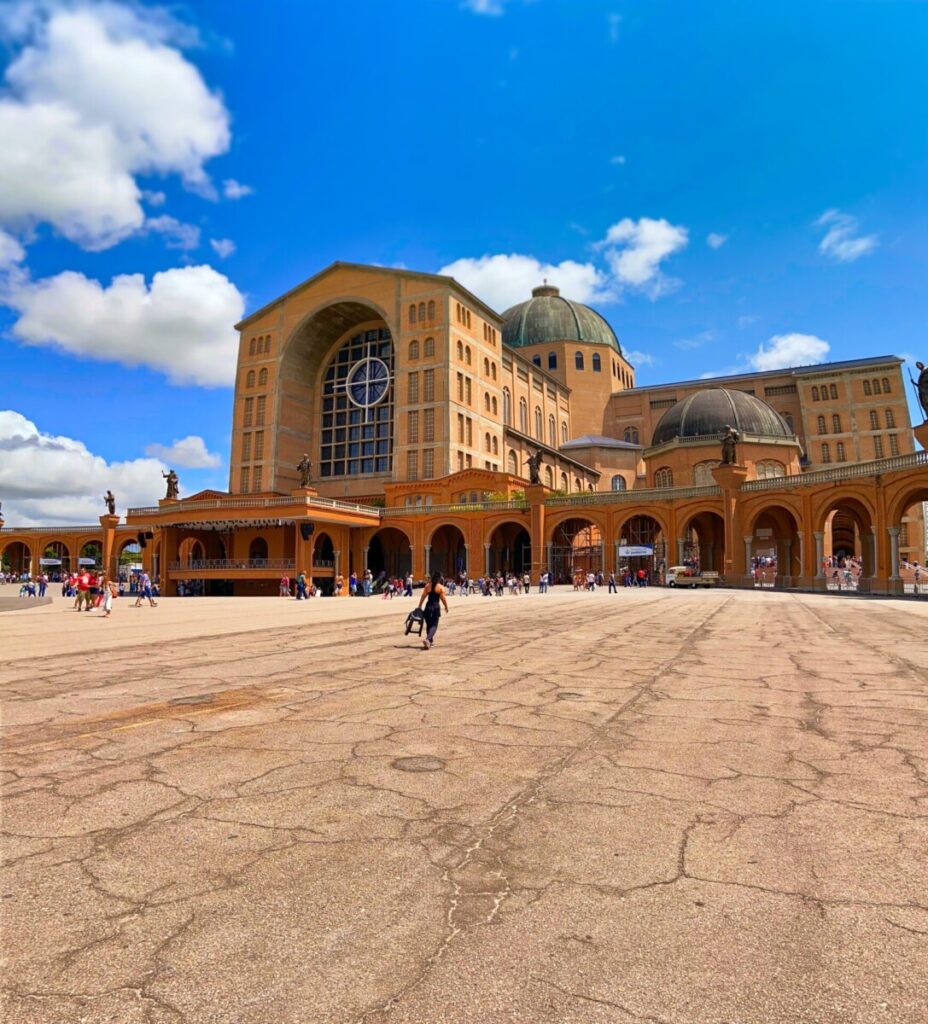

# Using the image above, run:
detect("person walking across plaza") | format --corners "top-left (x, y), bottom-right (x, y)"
top-left (608, 570), bottom-right (617, 593)
top-left (417, 570), bottom-right (449, 650)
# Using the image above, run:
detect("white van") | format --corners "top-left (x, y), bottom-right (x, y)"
top-left (665, 566), bottom-right (719, 588)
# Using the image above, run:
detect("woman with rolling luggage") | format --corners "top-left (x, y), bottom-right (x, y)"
top-left (417, 571), bottom-right (449, 650)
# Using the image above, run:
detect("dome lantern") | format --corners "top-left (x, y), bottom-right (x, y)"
top-left (502, 285), bottom-right (621, 353)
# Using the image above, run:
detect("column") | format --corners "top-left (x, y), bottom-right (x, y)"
top-left (484, 543), bottom-right (491, 577)
top-left (333, 549), bottom-right (341, 590)
top-left (743, 536), bottom-right (753, 577)
top-left (676, 537), bottom-right (686, 564)
top-left (362, 546), bottom-right (369, 572)
top-left (887, 527), bottom-right (901, 580)
top-left (783, 538), bottom-right (792, 579)
top-left (797, 532), bottom-right (805, 577)
top-left (868, 526), bottom-right (877, 579)
top-left (814, 532), bottom-right (825, 579)
top-left (464, 543), bottom-right (470, 574)
top-left (424, 544), bottom-right (431, 576)
top-left (600, 540), bottom-right (606, 573)
top-left (545, 541), bottom-right (553, 575)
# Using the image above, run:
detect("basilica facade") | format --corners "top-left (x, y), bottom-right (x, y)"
top-left (2, 261), bottom-right (926, 594)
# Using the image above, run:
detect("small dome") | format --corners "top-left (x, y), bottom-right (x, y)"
top-left (651, 388), bottom-right (791, 446)
top-left (502, 284), bottom-right (621, 353)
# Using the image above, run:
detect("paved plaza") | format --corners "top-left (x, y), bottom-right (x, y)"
top-left (2, 589), bottom-right (927, 1024)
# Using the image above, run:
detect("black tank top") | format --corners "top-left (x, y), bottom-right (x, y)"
top-left (425, 585), bottom-right (441, 614)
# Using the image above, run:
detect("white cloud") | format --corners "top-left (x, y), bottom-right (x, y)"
top-left (147, 214), bottom-right (201, 251)
top-left (748, 333), bottom-right (830, 371)
top-left (706, 232), bottom-right (728, 249)
top-left (0, 4), bottom-right (230, 250)
top-left (673, 330), bottom-right (714, 351)
top-left (142, 189), bottom-right (166, 207)
top-left (0, 229), bottom-right (26, 268)
top-left (610, 154), bottom-right (626, 165)
top-left (210, 237), bottom-right (236, 259)
top-left (3, 263), bottom-right (245, 387)
top-left (439, 253), bottom-right (610, 312)
top-left (0, 410), bottom-right (167, 526)
top-left (624, 349), bottom-right (655, 367)
top-left (462, 0), bottom-right (507, 14)
top-left (608, 12), bottom-right (622, 43)
top-left (599, 216), bottom-right (689, 295)
top-left (737, 314), bottom-right (758, 329)
top-left (222, 178), bottom-right (253, 200)
top-left (816, 209), bottom-right (878, 263)
top-left (145, 435), bottom-right (221, 469)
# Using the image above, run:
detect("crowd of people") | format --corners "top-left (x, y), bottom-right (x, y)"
top-left (2, 567), bottom-right (159, 614)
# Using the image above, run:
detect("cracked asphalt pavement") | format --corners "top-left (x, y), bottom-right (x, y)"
top-left (2, 588), bottom-right (927, 1023)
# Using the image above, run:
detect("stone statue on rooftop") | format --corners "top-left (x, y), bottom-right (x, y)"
top-left (914, 362), bottom-right (928, 421)
top-left (525, 449), bottom-right (543, 485)
top-left (297, 453), bottom-right (313, 488)
top-left (162, 469), bottom-right (179, 500)
top-left (720, 424), bottom-right (740, 465)
top-left (103, 490), bottom-right (116, 515)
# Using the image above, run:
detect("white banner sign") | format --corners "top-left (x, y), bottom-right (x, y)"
top-left (618, 545), bottom-right (653, 557)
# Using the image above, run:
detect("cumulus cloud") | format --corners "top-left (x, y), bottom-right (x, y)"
top-left (210, 237), bottom-right (236, 259)
top-left (3, 264), bottom-right (246, 387)
top-left (598, 216), bottom-right (689, 295)
top-left (0, 229), bottom-right (26, 268)
top-left (222, 179), bottom-right (253, 200)
top-left (706, 232), bottom-right (728, 249)
top-left (748, 333), bottom-right (830, 371)
top-left (439, 253), bottom-right (610, 312)
top-left (624, 349), bottom-right (654, 367)
top-left (145, 435), bottom-right (221, 468)
top-left (0, 410), bottom-right (167, 526)
top-left (146, 214), bottom-right (201, 251)
top-left (610, 154), bottom-right (627, 165)
top-left (0, 3), bottom-right (230, 249)
top-left (816, 209), bottom-right (878, 263)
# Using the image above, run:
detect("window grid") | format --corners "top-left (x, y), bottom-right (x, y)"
top-left (874, 436), bottom-right (884, 458)
top-left (408, 372), bottom-right (419, 404)
top-left (869, 410), bottom-right (879, 430)
top-left (424, 369), bottom-right (435, 402)
top-left (244, 397), bottom-right (254, 427)
top-left (407, 450), bottom-right (418, 480)
top-left (836, 442), bottom-right (846, 462)
top-left (241, 433), bottom-right (252, 461)
top-left (821, 443), bottom-right (831, 463)
top-left (889, 433), bottom-right (899, 456)
top-left (423, 449), bottom-right (435, 479)
top-left (252, 466), bottom-right (263, 492)
top-left (832, 414), bottom-right (841, 432)
top-left (408, 411), bottom-right (419, 444)
top-left (240, 466), bottom-right (250, 493)
top-left (256, 396), bottom-right (266, 426)
top-left (886, 409), bottom-right (896, 428)
top-left (254, 431), bottom-right (264, 460)
top-left (424, 336), bottom-right (435, 357)
top-left (423, 408), bottom-right (435, 442)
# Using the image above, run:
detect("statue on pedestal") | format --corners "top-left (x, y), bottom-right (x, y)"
top-left (525, 449), bottom-right (543, 485)
top-left (721, 424), bottom-right (740, 465)
top-left (297, 453), bottom-right (313, 488)
top-left (913, 362), bottom-right (928, 421)
top-left (162, 469), bottom-right (179, 500)
top-left (103, 490), bottom-right (116, 515)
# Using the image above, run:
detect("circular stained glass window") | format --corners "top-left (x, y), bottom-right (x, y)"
top-left (346, 357), bottom-right (390, 408)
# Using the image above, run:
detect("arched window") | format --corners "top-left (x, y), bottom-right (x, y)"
top-left (246, 370), bottom-right (255, 388)
top-left (755, 460), bottom-right (786, 479)
top-left (544, 465), bottom-right (553, 487)
top-left (829, 384), bottom-right (838, 400)
top-left (836, 443), bottom-right (847, 462)
top-left (817, 415), bottom-right (827, 434)
top-left (503, 388), bottom-right (511, 424)
top-left (484, 357), bottom-right (490, 375)
top-left (491, 363), bottom-right (497, 380)
top-left (592, 353), bottom-right (602, 373)
top-left (492, 436), bottom-right (498, 455)
top-left (693, 460), bottom-right (720, 485)
top-left (485, 432), bottom-right (491, 453)
top-left (456, 340), bottom-right (464, 360)
top-left (611, 474), bottom-right (627, 491)
top-left (532, 355), bottom-right (541, 367)
top-left (519, 398), bottom-right (528, 433)
top-left (781, 412), bottom-right (794, 432)
top-left (575, 351), bottom-right (584, 371)
top-left (561, 421), bottom-right (568, 444)
top-left (863, 380), bottom-right (872, 396)
top-left (881, 377), bottom-right (890, 393)
top-left (869, 409), bottom-right (879, 430)
top-left (249, 537), bottom-right (268, 563)
top-left (548, 352), bottom-right (557, 370)
top-left (886, 408), bottom-right (896, 428)
top-left (832, 413), bottom-right (841, 432)
top-left (249, 338), bottom-right (256, 356)
top-left (575, 477), bottom-right (582, 492)
top-left (465, 346), bottom-right (472, 366)
top-left (534, 406), bottom-right (543, 439)
top-left (654, 466), bottom-right (673, 488)
top-left (548, 415), bottom-right (556, 446)
top-left (623, 426), bottom-right (639, 445)
top-left (872, 378), bottom-right (882, 395)
top-left (409, 339), bottom-right (419, 360)
top-left (409, 304), bottom-right (417, 324)
top-left (424, 337), bottom-right (435, 357)
top-left (560, 472), bottom-right (568, 492)
top-left (507, 450), bottom-right (518, 475)
top-left (427, 300), bottom-right (435, 320)
top-left (491, 396), bottom-right (498, 415)
top-left (811, 386), bottom-right (820, 401)
top-left (258, 368), bottom-right (268, 386)
top-left (821, 443), bottom-right (831, 463)
top-left (484, 393), bottom-right (490, 412)
top-left (418, 302), bottom-right (426, 322)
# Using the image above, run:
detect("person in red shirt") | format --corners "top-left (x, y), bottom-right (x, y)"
top-left (77, 570), bottom-right (92, 610)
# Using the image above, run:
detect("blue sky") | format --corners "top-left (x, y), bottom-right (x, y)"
top-left (1, 0), bottom-right (926, 523)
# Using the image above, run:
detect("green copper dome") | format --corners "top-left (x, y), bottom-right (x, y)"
top-left (502, 285), bottom-right (621, 354)
top-left (651, 388), bottom-right (791, 446)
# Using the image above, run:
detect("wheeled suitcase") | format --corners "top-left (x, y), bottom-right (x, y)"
top-left (405, 608), bottom-right (425, 635)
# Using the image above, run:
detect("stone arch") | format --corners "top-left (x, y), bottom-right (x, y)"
top-left (367, 526), bottom-right (412, 579)
top-left (249, 536), bottom-right (269, 562)
top-left (679, 509), bottom-right (725, 574)
top-left (486, 519), bottom-right (531, 576)
top-left (2, 540), bottom-right (32, 574)
top-left (744, 503), bottom-right (802, 582)
top-left (41, 538), bottom-right (75, 574)
top-left (615, 513), bottom-right (668, 582)
top-left (547, 515), bottom-right (605, 583)
top-left (79, 539), bottom-right (103, 568)
top-left (428, 523), bottom-right (468, 578)
top-left (813, 492), bottom-right (875, 577)
top-left (178, 537), bottom-right (206, 566)
top-left (313, 531), bottom-right (335, 565)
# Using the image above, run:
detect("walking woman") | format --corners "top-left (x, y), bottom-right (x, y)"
top-left (417, 570), bottom-right (449, 650)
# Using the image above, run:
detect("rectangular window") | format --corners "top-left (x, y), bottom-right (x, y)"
top-left (465, 453), bottom-right (472, 468)
top-left (408, 371), bottom-right (419, 404)
top-left (240, 466), bottom-right (250, 493)
top-left (252, 466), bottom-right (263, 491)
top-left (836, 442), bottom-right (846, 462)
top-left (465, 378), bottom-right (472, 404)
top-left (889, 434), bottom-right (899, 456)
top-left (241, 432), bottom-right (252, 461)
top-left (244, 397), bottom-right (254, 427)
top-left (821, 443), bottom-right (831, 464)
top-left (466, 418), bottom-right (473, 446)
top-left (408, 410), bottom-right (419, 443)
top-left (407, 450), bottom-right (418, 481)
top-left (256, 395), bottom-right (266, 426)
top-left (456, 372), bottom-right (463, 402)
top-left (424, 336), bottom-right (435, 357)
top-left (869, 409), bottom-right (879, 430)
top-left (457, 413), bottom-right (464, 443)
top-left (254, 431), bottom-right (264, 460)
top-left (424, 407), bottom-right (435, 442)
top-left (424, 369), bottom-right (434, 402)
top-left (457, 451), bottom-right (464, 470)
top-left (886, 409), bottom-right (896, 428)
top-left (874, 435), bottom-right (884, 458)
top-left (423, 449), bottom-right (434, 479)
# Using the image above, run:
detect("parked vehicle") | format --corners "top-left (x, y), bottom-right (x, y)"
top-left (665, 565), bottom-right (720, 588)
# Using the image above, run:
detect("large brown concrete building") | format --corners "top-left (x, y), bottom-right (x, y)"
top-left (3, 261), bottom-right (927, 594)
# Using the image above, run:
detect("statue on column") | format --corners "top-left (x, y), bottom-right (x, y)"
top-left (103, 490), bottom-right (116, 515)
top-left (162, 468), bottom-right (179, 500)
top-left (297, 453), bottom-right (313, 488)
top-left (720, 424), bottom-right (740, 465)
top-left (525, 449), bottom-right (543, 485)
top-left (913, 362), bottom-right (928, 420)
